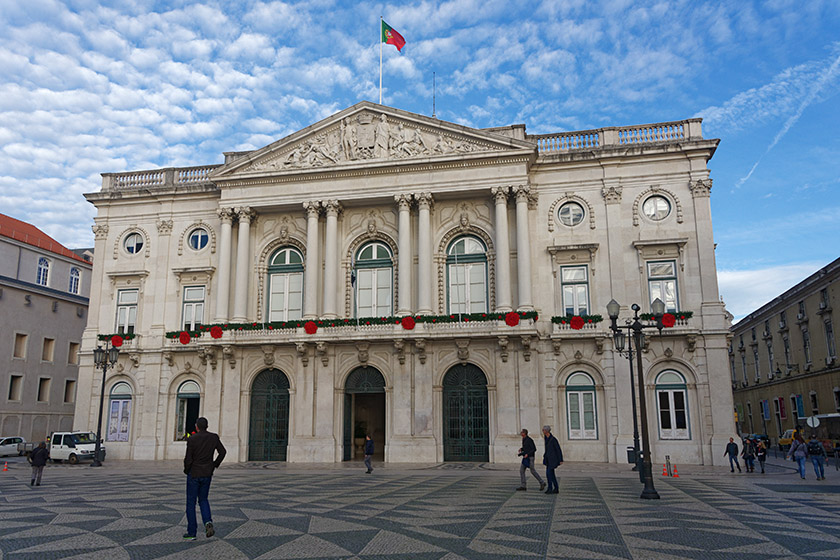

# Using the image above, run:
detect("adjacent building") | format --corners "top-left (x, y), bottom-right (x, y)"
top-left (0, 213), bottom-right (92, 441)
top-left (731, 258), bottom-right (839, 445)
top-left (75, 102), bottom-right (733, 465)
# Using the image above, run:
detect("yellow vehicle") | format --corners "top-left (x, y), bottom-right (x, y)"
top-left (779, 429), bottom-right (799, 451)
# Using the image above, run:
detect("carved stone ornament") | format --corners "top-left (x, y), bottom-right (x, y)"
top-left (520, 336), bottom-right (532, 362)
top-left (415, 338), bottom-right (427, 365)
top-left (295, 342), bottom-right (309, 367)
top-left (664, 347), bottom-right (674, 358)
top-left (497, 336), bottom-right (509, 363)
top-left (92, 224), bottom-right (109, 240)
top-left (594, 337), bottom-right (605, 355)
top-left (129, 353), bottom-right (140, 369)
top-left (261, 345), bottom-right (275, 366)
top-left (250, 112), bottom-right (491, 171)
top-left (601, 185), bottom-right (622, 204)
top-left (163, 352), bottom-right (174, 367)
top-left (156, 219), bottom-right (173, 235)
top-left (223, 346), bottom-right (235, 368)
top-left (394, 339), bottom-right (406, 365)
top-left (686, 335), bottom-right (697, 353)
top-left (316, 342), bottom-right (328, 366)
top-left (456, 340), bottom-right (470, 363)
top-left (689, 179), bottom-right (712, 197)
top-left (356, 342), bottom-right (369, 365)
top-left (552, 340), bottom-right (562, 355)
top-left (574, 350), bottom-right (583, 362)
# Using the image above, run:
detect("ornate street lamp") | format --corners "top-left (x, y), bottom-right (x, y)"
top-left (91, 341), bottom-right (120, 467)
top-left (607, 298), bottom-right (666, 500)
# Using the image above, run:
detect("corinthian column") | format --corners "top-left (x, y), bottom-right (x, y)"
top-left (303, 202), bottom-right (320, 319)
top-left (514, 186), bottom-right (533, 311)
top-left (214, 208), bottom-right (234, 322)
top-left (322, 200), bottom-right (341, 319)
top-left (492, 186), bottom-right (512, 312)
top-left (396, 194), bottom-right (412, 315)
top-left (232, 207), bottom-right (254, 322)
top-left (416, 192), bottom-right (434, 314)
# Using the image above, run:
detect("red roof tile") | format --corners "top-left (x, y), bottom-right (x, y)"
top-left (0, 213), bottom-right (89, 264)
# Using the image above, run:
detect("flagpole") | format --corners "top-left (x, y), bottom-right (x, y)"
top-left (379, 17), bottom-right (383, 104)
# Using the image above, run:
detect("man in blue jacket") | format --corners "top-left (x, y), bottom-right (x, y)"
top-left (542, 425), bottom-right (563, 494)
top-left (364, 434), bottom-right (374, 474)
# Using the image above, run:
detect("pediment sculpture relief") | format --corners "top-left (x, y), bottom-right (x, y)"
top-left (252, 112), bottom-right (491, 171)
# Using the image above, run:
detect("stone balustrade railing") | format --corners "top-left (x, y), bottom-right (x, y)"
top-left (102, 165), bottom-right (221, 191)
top-left (530, 118), bottom-right (703, 155)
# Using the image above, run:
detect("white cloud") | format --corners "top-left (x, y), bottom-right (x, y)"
top-left (720, 262), bottom-right (826, 322)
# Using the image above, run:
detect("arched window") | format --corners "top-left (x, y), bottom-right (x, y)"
top-left (655, 371), bottom-right (689, 439)
top-left (175, 381), bottom-right (201, 441)
top-left (447, 236), bottom-right (487, 314)
top-left (107, 382), bottom-right (132, 442)
top-left (267, 247), bottom-right (304, 322)
top-left (566, 372), bottom-right (597, 439)
top-left (69, 267), bottom-right (80, 294)
top-left (354, 242), bottom-right (393, 317)
top-left (37, 257), bottom-right (50, 286)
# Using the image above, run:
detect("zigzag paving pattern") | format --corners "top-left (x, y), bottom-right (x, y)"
top-left (1, 462), bottom-right (840, 559)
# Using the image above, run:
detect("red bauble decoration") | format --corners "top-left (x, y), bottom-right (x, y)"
top-left (570, 316), bottom-right (584, 330)
top-left (662, 313), bottom-right (676, 328)
top-left (110, 335), bottom-right (124, 348)
top-left (179, 331), bottom-right (191, 344)
top-left (505, 312), bottom-right (520, 327)
top-left (401, 316), bottom-right (416, 330)
top-left (304, 321), bottom-right (318, 334)
top-left (210, 326), bottom-right (223, 339)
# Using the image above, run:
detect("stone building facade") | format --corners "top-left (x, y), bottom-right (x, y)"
top-left (75, 102), bottom-right (733, 465)
top-left (731, 258), bottom-right (839, 445)
top-left (0, 213), bottom-right (92, 441)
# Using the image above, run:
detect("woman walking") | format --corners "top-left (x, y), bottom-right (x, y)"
top-left (787, 434), bottom-right (809, 479)
top-left (756, 440), bottom-right (767, 474)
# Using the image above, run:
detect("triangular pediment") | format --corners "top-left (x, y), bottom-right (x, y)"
top-left (210, 102), bottom-right (535, 180)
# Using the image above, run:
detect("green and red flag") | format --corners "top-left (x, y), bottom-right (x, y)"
top-left (381, 20), bottom-right (405, 52)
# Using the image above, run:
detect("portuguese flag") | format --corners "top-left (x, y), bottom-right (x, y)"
top-left (381, 20), bottom-right (406, 52)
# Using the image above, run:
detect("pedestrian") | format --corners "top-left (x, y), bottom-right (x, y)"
top-left (364, 434), bottom-right (374, 474)
top-left (787, 433), bottom-right (808, 479)
top-left (541, 425), bottom-right (563, 495)
top-left (183, 417), bottom-right (226, 540)
top-left (807, 434), bottom-right (827, 481)
top-left (756, 440), bottom-right (767, 474)
top-left (516, 429), bottom-right (546, 492)
top-left (724, 437), bottom-right (741, 473)
top-left (741, 438), bottom-right (756, 473)
top-left (29, 441), bottom-right (49, 486)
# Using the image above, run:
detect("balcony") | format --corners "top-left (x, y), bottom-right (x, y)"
top-left (529, 119), bottom-right (703, 155)
top-left (102, 165), bottom-right (221, 192)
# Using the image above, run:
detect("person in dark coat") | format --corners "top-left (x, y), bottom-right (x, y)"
top-left (183, 417), bottom-right (226, 540)
top-left (364, 434), bottom-right (374, 474)
top-left (516, 429), bottom-right (546, 491)
top-left (542, 425), bottom-right (563, 494)
top-left (29, 442), bottom-right (49, 486)
top-left (724, 437), bottom-right (741, 473)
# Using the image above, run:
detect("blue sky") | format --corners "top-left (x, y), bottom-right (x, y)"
top-left (1, 0), bottom-right (838, 319)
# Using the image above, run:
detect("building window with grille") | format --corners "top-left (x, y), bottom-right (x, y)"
top-left (267, 247), bottom-right (304, 322)
top-left (447, 236), bottom-right (487, 315)
top-left (753, 348), bottom-right (760, 381)
top-left (646, 260), bottom-right (678, 313)
top-left (182, 287), bottom-right (205, 330)
top-left (656, 371), bottom-right (689, 439)
top-left (741, 354), bottom-right (748, 384)
top-left (746, 402), bottom-right (754, 433)
top-left (825, 319), bottom-right (837, 359)
top-left (37, 257), bottom-right (50, 286)
top-left (810, 392), bottom-right (819, 415)
top-left (116, 289), bottom-right (138, 335)
top-left (354, 242), bottom-right (393, 318)
top-left (69, 267), bottom-right (80, 294)
top-left (565, 373), bottom-right (597, 439)
top-left (176, 381), bottom-right (201, 440)
top-left (560, 266), bottom-right (589, 316)
top-left (782, 335), bottom-right (791, 371)
top-left (107, 382), bottom-right (132, 442)
top-left (803, 329), bottom-right (812, 364)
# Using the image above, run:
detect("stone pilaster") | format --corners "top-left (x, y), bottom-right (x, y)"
top-left (492, 186), bottom-right (512, 312)
top-left (322, 200), bottom-right (341, 319)
top-left (232, 207), bottom-right (253, 322)
top-left (514, 185), bottom-right (533, 311)
top-left (303, 201), bottom-right (320, 319)
top-left (396, 194), bottom-right (412, 315)
top-left (214, 208), bottom-right (234, 322)
top-left (416, 192), bottom-right (434, 314)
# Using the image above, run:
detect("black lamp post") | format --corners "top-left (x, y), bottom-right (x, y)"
top-left (91, 341), bottom-right (119, 467)
top-left (607, 298), bottom-right (666, 500)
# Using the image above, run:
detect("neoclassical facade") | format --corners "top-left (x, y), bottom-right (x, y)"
top-left (75, 102), bottom-right (734, 465)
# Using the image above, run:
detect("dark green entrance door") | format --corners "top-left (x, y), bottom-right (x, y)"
top-left (248, 369), bottom-right (290, 461)
top-left (443, 364), bottom-right (489, 461)
top-left (342, 366), bottom-right (386, 461)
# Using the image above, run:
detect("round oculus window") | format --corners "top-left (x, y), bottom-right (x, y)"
top-left (124, 233), bottom-right (144, 254)
top-left (642, 195), bottom-right (671, 221)
top-left (558, 202), bottom-right (585, 227)
top-left (188, 228), bottom-right (209, 251)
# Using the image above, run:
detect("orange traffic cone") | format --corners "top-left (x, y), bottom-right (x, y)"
top-left (672, 466), bottom-right (679, 478)
top-left (661, 464), bottom-right (668, 476)
top-left (2, 462), bottom-right (7, 471)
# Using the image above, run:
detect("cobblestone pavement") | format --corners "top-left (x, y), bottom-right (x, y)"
top-left (1, 455), bottom-right (839, 559)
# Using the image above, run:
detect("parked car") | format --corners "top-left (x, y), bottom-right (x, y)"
top-left (0, 436), bottom-right (25, 457)
top-left (48, 431), bottom-right (104, 464)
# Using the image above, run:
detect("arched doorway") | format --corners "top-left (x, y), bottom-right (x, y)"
top-left (343, 367), bottom-right (386, 461)
top-left (443, 364), bottom-right (489, 461)
top-left (248, 369), bottom-right (290, 461)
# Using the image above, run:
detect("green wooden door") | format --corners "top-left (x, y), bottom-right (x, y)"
top-left (248, 369), bottom-right (290, 461)
top-left (443, 364), bottom-right (489, 461)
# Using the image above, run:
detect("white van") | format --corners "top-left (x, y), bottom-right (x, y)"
top-left (48, 432), bottom-right (105, 464)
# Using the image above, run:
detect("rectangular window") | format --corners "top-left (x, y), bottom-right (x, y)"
top-left (560, 266), bottom-right (589, 315)
top-left (761, 399), bottom-right (770, 421)
top-left (826, 319), bottom-right (837, 358)
top-left (116, 289), bottom-right (138, 335)
top-left (268, 273), bottom-right (303, 322)
top-left (753, 349), bottom-right (760, 381)
top-left (13, 333), bottom-right (28, 359)
top-left (107, 399), bottom-right (131, 442)
top-left (357, 268), bottom-right (393, 317)
top-left (647, 260), bottom-right (678, 312)
top-left (740, 354), bottom-right (748, 383)
top-left (803, 329), bottom-right (812, 364)
top-left (793, 395), bottom-right (805, 419)
top-left (778, 397), bottom-right (787, 420)
top-left (773, 399), bottom-right (782, 435)
top-left (68, 342), bottom-right (80, 365)
top-left (37, 378), bottom-right (51, 402)
top-left (821, 288), bottom-right (830, 308)
top-left (567, 391), bottom-right (597, 439)
top-left (746, 402), bottom-right (754, 433)
top-left (657, 389), bottom-right (689, 439)
top-left (8, 375), bottom-right (23, 401)
top-left (63, 380), bottom-right (76, 404)
top-left (810, 392), bottom-right (819, 415)
top-left (41, 337), bottom-right (55, 362)
top-left (729, 353), bottom-right (736, 383)
top-left (182, 286), bottom-right (205, 330)
top-left (448, 263), bottom-right (487, 314)
top-left (834, 389), bottom-right (840, 411)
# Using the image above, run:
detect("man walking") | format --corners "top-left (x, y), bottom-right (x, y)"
top-left (364, 434), bottom-right (374, 474)
top-left (29, 441), bottom-right (49, 486)
top-left (724, 437), bottom-right (741, 473)
top-left (516, 429), bottom-right (546, 491)
top-left (542, 426), bottom-right (563, 495)
top-left (183, 417), bottom-right (226, 540)
top-left (808, 434), bottom-right (827, 480)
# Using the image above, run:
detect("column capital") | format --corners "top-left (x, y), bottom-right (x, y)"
top-left (303, 201), bottom-right (321, 218)
top-left (513, 185), bottom-right (530, 201)
top-left (322, 199), bottom-right (343, 216)
top-left (415, 192), bottom-right (434, 209)
top-left (235, 207), bottom-right (255, 222)
top-left (217, 208), bottom-right (235, 223)
top-left (689, 179), bottom-right (712, 198)
top-left (395, 193), bottom-right (412, 210)
top-left (491, 185), bottom-right (510, 203)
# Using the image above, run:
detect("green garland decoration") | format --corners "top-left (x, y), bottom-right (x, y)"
top-left (97, 333), bottom-right (137, 341)
top-left (639, 311), bottom-right (693, 321)
top-left (550, 314), bottom-right (604, 325)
